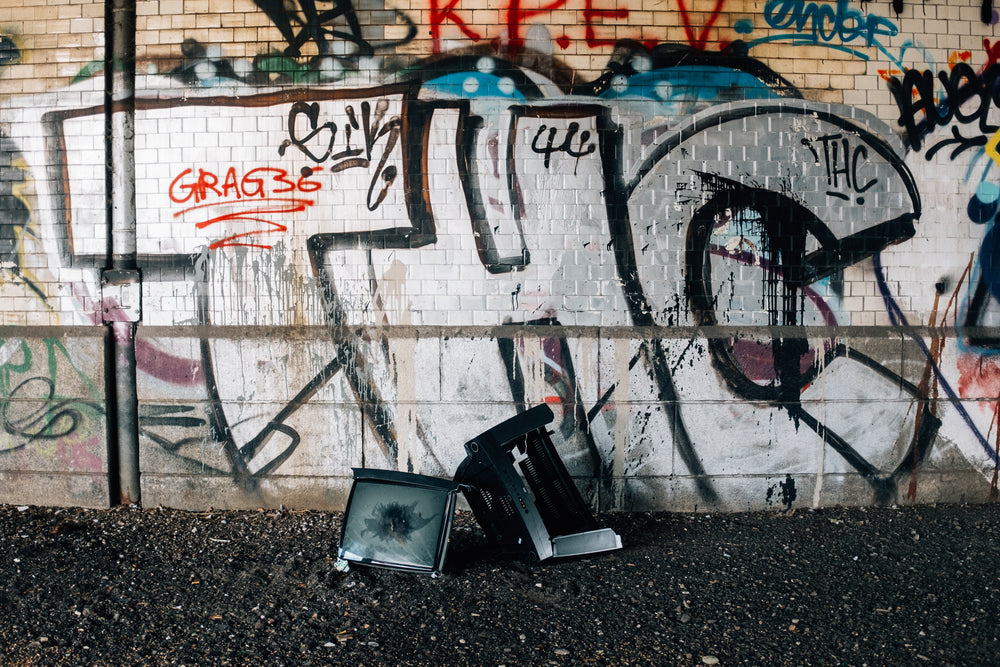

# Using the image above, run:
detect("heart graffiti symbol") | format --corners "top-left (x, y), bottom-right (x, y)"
top-left (279, 101), bottom-right (337, 163)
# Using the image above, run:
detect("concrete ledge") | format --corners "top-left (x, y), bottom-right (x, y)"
top-left (141, 473), bottom-right (355, 511)
top-left (0, 471), bottom-right (110, 508)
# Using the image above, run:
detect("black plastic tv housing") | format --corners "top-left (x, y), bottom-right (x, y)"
top-left (455, 404), bottom-right (622, 562)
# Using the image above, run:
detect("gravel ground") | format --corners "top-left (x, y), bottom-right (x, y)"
top-left (2, 502), bottom-right (999, 666)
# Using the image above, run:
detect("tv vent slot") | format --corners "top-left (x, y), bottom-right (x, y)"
top-left (478, 487), bottom-right (495, 513)
top-left (499, 494), bottom-right (517, 517)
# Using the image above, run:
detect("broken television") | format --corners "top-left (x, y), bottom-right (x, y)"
top-left (455, 404), bottom-right (622, 562)
top-left (338, 469), bottom-right (461, 575)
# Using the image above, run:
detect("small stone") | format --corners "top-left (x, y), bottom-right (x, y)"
top-left (555, 648), bottom-right (570, 656)
top-left (323, 642), bottom-right (336, 648)
top-left (702, 656), bottom-right (719, 665)
top-left (679, 613), bottom-right (692, 623)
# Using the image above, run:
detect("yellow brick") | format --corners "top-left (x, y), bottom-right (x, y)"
top-left (804, 73), bottom-right (830, 88)
top-left (221, 13), bottom-right (246, 28)
top-left (384, 24), bottom-right (414, 42)
top-left (57, 5), bottom-right (83, 18)
top-left (232, 27), bottom-right (258, 43)
top-left (171, 13), bottom-right (197, 29)
top-left (20, 78), bottom-right (49, 94)
top-left (829, 74), bottom-right (856, 89)
top-left (160, 0), bottom-right (184, 13)
top-left (243, 11), bottom-right (271, 27)
top-left (195, 13), bottom-right (222, 28)
top-left (31, 34), bottom-right (60, 50)
top-left (208, 28), bottom-right (234, 43)
top-left (28, 18), bottom-right (72, 35)
top-left (30, 4), bottom-right (61, 20)
top-left (157, 29), bottom-right (187, 44)
top-left (142, 15), bottom-right (172, 30)
top-left (547, 10), bottom-right (576, 24)
top-left (57, 32), bottom-right (85, 48)
top-left (70, 17), bottom-right (98, 32)
top-left (81, 3), bottom-right (103, 18)
top-left (628, 11), bottom-right (653, 25)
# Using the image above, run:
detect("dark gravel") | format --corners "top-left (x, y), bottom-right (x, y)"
top-left (2, 502), bottom-right (998, 666)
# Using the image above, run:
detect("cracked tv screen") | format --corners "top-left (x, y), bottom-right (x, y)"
top-left (340, 481), bottom-right (449, 570)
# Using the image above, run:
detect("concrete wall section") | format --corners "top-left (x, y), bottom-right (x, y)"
top-left (0, 329), bottom-right (109, 507)
top-left (1, 0), bottom-right (1000, 510)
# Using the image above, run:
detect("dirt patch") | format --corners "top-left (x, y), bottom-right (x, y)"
top-left (2, 503), bottom-right (998, 665)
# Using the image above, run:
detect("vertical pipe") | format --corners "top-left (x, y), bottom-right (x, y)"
top-left (106, 0), bottom-right (140, 505)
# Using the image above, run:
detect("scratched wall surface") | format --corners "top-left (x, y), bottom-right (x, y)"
top-left (1, 0), bottom-right (1000, 510)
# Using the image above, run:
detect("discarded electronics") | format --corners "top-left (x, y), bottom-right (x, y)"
top-left (338, 469), bottom-right (461, 575)
top-left (454, 404), bottom-right (622, 562)
top-left (337, 404), bottom-right (622, 575)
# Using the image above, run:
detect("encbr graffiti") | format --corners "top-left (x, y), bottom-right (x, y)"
top-left (762, 0), bottom-right (897, 48)
top-left (744, 0), bottom-right (900, 64)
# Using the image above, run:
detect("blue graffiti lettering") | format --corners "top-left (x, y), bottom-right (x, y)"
top-left (763, 0), bottom-right (897, 47)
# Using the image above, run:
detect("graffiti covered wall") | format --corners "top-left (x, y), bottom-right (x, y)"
top-left (1, 0), bottom-right (1000, 510)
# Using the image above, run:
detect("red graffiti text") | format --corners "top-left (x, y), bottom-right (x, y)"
top-left (168, 166), bottom-right (323, 250)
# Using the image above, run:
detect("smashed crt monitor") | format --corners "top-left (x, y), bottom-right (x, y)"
top-left (338, 469), bottom-right (461, 575)
top-left (455, 404), bottom-right (622, 562)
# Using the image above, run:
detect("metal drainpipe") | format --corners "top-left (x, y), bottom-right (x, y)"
top-left (105, 0), bottom-right (140, 505)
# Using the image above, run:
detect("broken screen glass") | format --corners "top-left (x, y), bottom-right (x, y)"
top-left (339, 481), bottom-right (448, 571)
